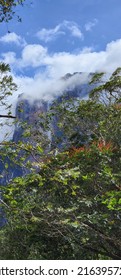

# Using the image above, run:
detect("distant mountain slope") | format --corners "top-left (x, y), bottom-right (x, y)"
top-left (0, 72), bottom-right (94, 226)
top-left (0, 72), bottom-right (93, 182)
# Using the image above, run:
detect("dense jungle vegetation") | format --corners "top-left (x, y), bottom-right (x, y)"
top-left (0, 0), bottom-right (121, 260)
top-left (0, 63), bottom-right (121, 259)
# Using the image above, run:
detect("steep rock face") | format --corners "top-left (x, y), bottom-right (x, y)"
top-left (0, 72), bottom-right (93, 226)
top-left (13, 73), bottom-right (92, 146)
top-left (0, 72), bottom-right (93, 183)
top-left (0, 98), bottom-right (48, 185)
top-left (13, 96), bottom-right (48, 143)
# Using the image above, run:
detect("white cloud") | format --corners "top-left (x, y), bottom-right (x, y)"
top-left (1, 38), bottom-right (121, 104)
top-left (0, 32), bottom-right (26, 46)
top-left (1, 37), bottom-right (121, 140)
top-left (63, 20), bottom-right (83, 39)
top-left (36, 25), bottom-right (65, 42)
top-left (85, 19), bottom-right (98, 31)
top-left (2, 38), bottom-right (121, 77)
top-left (36, 20), bottom-right (83, 42)
top-left (20, 44), bottom-right (48, 67)
top-left (8, 38), bottom-right (121, 102)
top-left (2, 52), bottom-right (16, 64)
top-left (14, 72), bottom-right (90, 103)
top-left (1, 44), bottom-right (47, 68)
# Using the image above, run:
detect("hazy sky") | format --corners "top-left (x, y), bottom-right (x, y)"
top-left (0, 0), bottom-right (121, 101)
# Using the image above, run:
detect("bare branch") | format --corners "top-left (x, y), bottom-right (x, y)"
top-left (0, 114), bottom-right (16, 119)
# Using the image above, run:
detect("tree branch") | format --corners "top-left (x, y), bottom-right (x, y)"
top-left (0, 114), bottom-right (16, 119)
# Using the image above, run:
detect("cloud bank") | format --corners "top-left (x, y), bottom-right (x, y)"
top-left (0, 32), bottom-right (26, 47)
top-left (1, 34), bottom-right (121, 105)
top-left (14, 72), bottom-right (90, 103)
top-left (1, 31), bottom-right (121, 140)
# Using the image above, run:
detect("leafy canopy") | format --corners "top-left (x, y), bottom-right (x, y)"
top-left (0, 0), bottom-right (25, 22)
top-left (0, 69), bottom-right (121, 259)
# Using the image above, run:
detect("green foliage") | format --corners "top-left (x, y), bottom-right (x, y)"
top-left (1, 141), bottom-right (121, 259)
top-left (0, 62), bottom-right (17, 117)
top-left (0, 68), bottom-right (121, 259)
top-left (102, 191), bottom-right (121, 210)
top-left (89, 68), bottom-right (121, 104)
top-left (0, 0), bottom-right (25, 22)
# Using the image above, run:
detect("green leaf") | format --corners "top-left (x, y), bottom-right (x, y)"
top-left (5, 163), bottom-right (8, 169)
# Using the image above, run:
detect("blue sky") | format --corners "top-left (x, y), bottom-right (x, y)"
top-left (0, 0), bottom-right (121, 103)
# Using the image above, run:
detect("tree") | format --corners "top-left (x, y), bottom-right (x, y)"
top-left (0, 62), bottom-right (17, 119)
top-left (0, 0), bottom-right (25, 23)
top-left (0, 0), bottom-right (34, 174)
top-left (0, 69), bottom-right (121, 259)
top-left (0, 140), bottom-right (121, 259)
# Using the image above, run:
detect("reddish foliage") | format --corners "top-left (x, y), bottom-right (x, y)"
top-left (114, 104), bottom-right (121, 110)
top-left (93, 140), bottom-right (114, 152)
top-left (68, 146), bottom-right (89, 157)
top-left (68, 140), bottom-right (114, 158)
